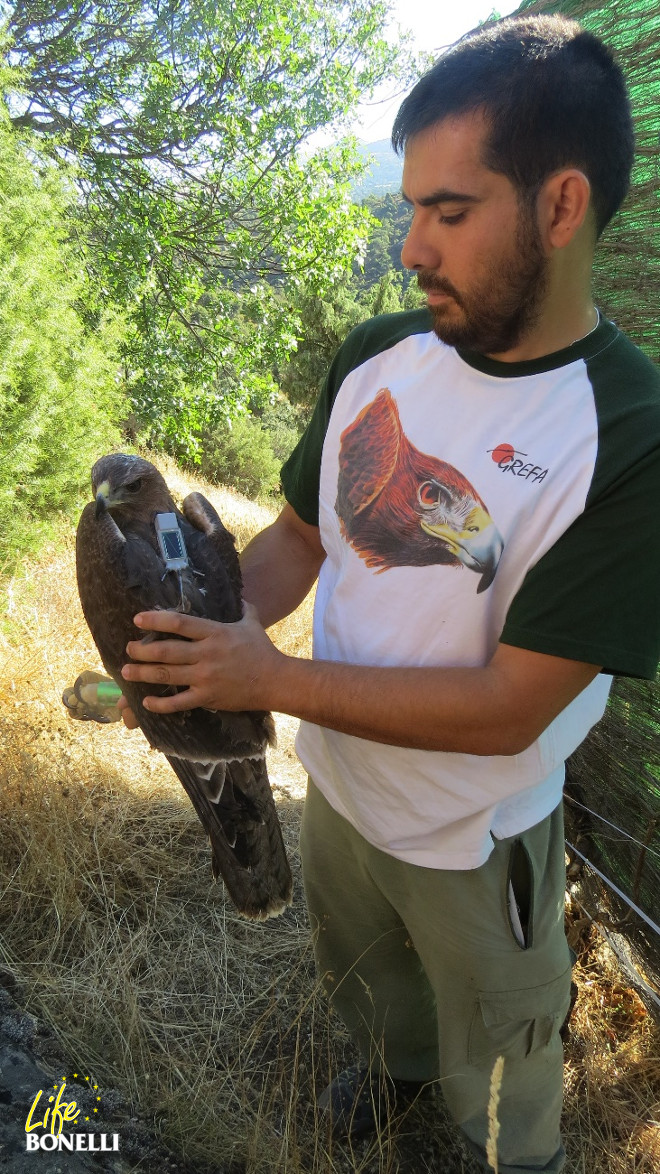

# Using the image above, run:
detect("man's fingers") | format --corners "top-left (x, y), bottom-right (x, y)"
top-left (125, 637), bottom-right (200, 664)
top-left (140, 689), bottom-right (199, 714)
top-left (133, 610), bottom-right (217, 639)
top-left (121, 662), bottom-right (194, 687)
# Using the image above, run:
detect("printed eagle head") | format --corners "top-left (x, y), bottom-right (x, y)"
top-left (91, 453), bottom-right (175, 521)
top-left (335, 389), bottom-right (504, 593)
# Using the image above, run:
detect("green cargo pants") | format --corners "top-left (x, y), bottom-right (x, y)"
top-left (300, 781), bottom-right (573, 1173)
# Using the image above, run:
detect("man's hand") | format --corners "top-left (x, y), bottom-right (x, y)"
top-left (120, 603), bottom-right (285, 714)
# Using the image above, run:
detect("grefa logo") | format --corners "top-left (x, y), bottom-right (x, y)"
top-left (24, 1074), bottom-right (119, 1153)
top-left (488, 442), bottom-right (549, 483)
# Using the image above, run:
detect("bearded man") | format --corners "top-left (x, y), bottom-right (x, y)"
top-left (119, 15), bottom-right (660, 1172)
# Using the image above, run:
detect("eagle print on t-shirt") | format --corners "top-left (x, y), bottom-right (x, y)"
top-left (334, 389), bottom-right (504, 593)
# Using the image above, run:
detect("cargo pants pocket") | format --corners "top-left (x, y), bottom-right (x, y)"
top-left (468, 966), bottom-right (573, 1066)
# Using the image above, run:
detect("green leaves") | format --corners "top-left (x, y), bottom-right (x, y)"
top-left (2, 0), bottom-right (414, 459)
top-left (0, 104), bottom-right (124, 559)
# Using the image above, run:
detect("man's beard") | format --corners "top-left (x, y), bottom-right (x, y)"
top-left (418, 205), bottom-right (549, 355)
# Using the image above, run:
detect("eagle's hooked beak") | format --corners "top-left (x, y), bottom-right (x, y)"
top-left (95, 480), bottom-right (110, 518)
top-left (420, 505), bottom-right (504, 594)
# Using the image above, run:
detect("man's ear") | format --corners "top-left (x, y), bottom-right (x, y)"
top-left (537, 169), bottom-right (593, 250)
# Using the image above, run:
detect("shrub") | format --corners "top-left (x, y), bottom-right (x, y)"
top-left (0, 102), bottom-right (125, 562)
top-left (199, 414), bottom-right (282, 500)
top-left (255, 396), bottom-right (305, 463)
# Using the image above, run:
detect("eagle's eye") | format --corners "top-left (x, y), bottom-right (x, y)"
top-left (418, 480), bottom-right (450, 511)
top-left (125, 478), bottom-right (142, 494)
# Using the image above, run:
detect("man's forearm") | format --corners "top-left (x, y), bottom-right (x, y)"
top-left (268, 655), bottom-right (513, 753)
top-left (264, 643), bottom-right (601, 757)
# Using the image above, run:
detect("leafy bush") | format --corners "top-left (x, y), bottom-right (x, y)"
top-left (198, 393), bottom-right (304, 500)
top-left (278, 268), bottom-right (424, 414)
top-left (255, 396), bottom-right (306, 462)
top-left (199, 414), bottom-right (283, 500)
top-left (0, 100), bottom-right (125, 562)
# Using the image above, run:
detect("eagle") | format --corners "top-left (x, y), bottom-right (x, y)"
top-left (335, 389), bottom-right (504, 592)
top-left (75, 453), bottom-right (292, 920)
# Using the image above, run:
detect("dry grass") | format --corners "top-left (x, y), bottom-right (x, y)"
top-left (563, 899), bottom-right (660, 1173)
top-left (0, 456), bottom-right (658, 1173)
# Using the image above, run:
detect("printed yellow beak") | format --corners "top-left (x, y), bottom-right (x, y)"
top-left (420, 505), bottom-right (504, 593)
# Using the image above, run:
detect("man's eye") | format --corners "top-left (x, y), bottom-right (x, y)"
top-left (439, 212), bottom-right (466, 226)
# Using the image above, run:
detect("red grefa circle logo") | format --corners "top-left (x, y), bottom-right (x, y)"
top-left (487, 443), bottom-right (549, 483)
top-left (490, 443), bottom-right (519, 465)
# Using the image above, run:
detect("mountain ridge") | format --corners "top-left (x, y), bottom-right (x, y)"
top-left (351, 138), bottom-right (403, 200)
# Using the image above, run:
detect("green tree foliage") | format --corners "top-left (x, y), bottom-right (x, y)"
top-left (198, 396), bottom-right (304, 499)
top-left (275, 184), bottom-right (420, 414)
top-left (357, 193), bottom-right (415, 289)
top-left (0, 100), bottom-right (123, 560)
top-left (3, 0), bottom-right (414, 458)
top-left (279, 268), bottom-right (423, 413)
top-left (278, 185), bottom-right (426, 415)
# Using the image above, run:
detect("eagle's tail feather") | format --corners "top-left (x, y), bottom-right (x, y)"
top-left (166, 754), bottom-right (293, 920)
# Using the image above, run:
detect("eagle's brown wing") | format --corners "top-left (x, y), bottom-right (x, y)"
top-left (336, 388), bottom-right (401, 527)
top-left (181, 491), bottom-right (244, 608)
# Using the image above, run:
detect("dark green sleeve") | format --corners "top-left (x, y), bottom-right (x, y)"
top-left (502, 339), bottom-right (660, 680)
top-left (280, 309), bottom-right (433, 525)
top-left (501, 449), bottom-right (660, 678)
top-left (279, 366), bottom-right (335, 525)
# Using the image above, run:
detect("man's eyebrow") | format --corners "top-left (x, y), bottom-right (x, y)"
top-left (400, 188), bottom-right (481, 208)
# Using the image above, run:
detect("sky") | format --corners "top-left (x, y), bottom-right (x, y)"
top-left (351, 0), bottom-right (521, 143)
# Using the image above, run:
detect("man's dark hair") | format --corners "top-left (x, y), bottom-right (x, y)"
top-left (391, 15), bottom-right (634, 236)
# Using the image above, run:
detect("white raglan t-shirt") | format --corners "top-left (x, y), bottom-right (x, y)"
top-left (281, 310), bottom-right (660, 869)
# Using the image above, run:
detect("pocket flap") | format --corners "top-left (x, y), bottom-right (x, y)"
top-left (478, 967), bottom-right (572, 1028)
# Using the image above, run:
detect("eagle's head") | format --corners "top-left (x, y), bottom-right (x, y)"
top-left (336, 390), bottom-right (504, 592)
top-left (415, 475), bottom-right (504, 591)
top-left (91, 454), bottom-right (174, 520)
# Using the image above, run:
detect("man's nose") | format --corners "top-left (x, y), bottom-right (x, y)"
top-left (400, 214), bottom-right (440, 271)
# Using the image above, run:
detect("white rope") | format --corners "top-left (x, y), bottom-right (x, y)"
top-left (565, 794), bottom-right (660, 860)
top-left (566, 841), bottom-right (660, 938)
